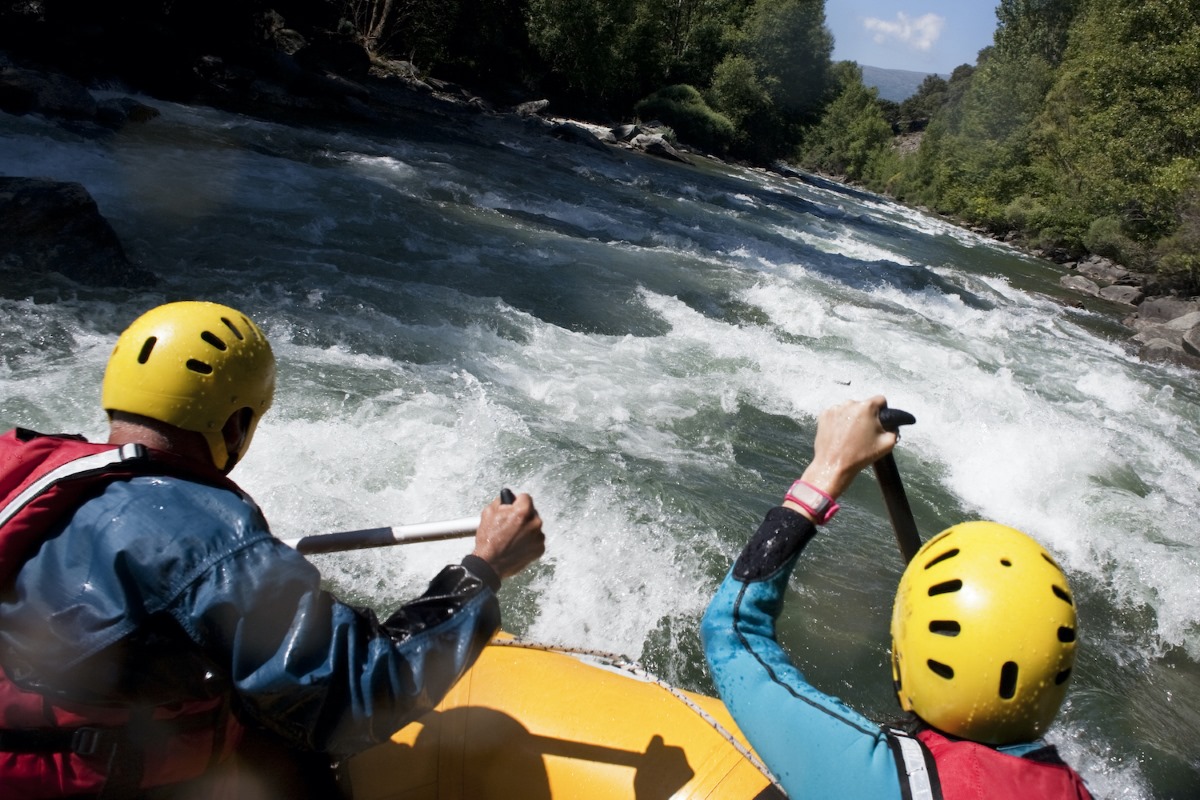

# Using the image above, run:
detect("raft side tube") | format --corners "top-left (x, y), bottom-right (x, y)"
top-left (344, 635), bottom-right (782, 799)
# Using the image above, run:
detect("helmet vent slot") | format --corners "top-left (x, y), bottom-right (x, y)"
top-left (1055, 668), bottom-right (1072, 685)
top-left (201, 331), bottom-right (228, 351)
top-left (1057, 626), bottom-right (1076, 642)
top-left (926, 660), bottom-right (954, 679)
top-left (186, 359), bottom-right (214, 375)
top-left (923, 548), bottom-right (959, 569)
top-left (1000, 558), bottom-right (1012, 566)
top-left (1052, 585), bottom-right (1073, 606)
top-left (137, 337), bottom-right (157, 364)
top-left (927, 579), bottom-right (962, 596)
top-left (999, 661), bottom-right (1019, 699)
top-left (929, 620), bottom-right (960, 636)
top-left (222, 317), bottom-right (245, 340)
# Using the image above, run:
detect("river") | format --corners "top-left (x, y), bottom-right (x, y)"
top-left (1, 95), bottom-right (1197, 798)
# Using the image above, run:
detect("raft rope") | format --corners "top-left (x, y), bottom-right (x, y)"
top-left (490, 637), bottom-right (785, 793)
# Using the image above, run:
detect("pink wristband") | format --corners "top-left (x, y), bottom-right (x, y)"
top-left (784, 479), bottom-right (840, 525)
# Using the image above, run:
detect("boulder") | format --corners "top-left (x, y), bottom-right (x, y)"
top-left (770, 161), bottom-right (805, 179)
top-left (1137, 296), bottom-right (1200, 323)
top-left (0, 66), bottom-right (96, 119)
top-left (1076, 255), bottom-right (1132, 286)
top-left (0, 177), bottom-right (155, 288)
top-left (95, 97), bottom-right (161, 130)
top-left (1183, 327), bottom-right (1200, 358)
top-left (1098, 284), bottom-right (1144, 306)
top-left (513, 99), bottom-right (550, 116)
top-left (550, 122), bottom-right (613, 154)
top-left (631, 133), bottom-right (692, 164)
top-left (1131, 312), bottom-right (1200, 346)
top-left (1139, 338), bottom-right (1200, 370)
top-left (1060, 274), bottom-right (1100, 297)
top-left (613, 123), bottom-right (639, 142)
top-left (1161, 310), bottom-right (1200, 331)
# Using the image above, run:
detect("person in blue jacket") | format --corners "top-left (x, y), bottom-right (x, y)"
top-left (701, 397), bottom-right (1091, 799)
top-left (0, 301), bottom-right (545, 798)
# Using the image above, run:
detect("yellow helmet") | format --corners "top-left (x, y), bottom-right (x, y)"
top-left (890, 521), bottom-right (1077, 745)
top-left (102, 302), bottom-right (275, 471)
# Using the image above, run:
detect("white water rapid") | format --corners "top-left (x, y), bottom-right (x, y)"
top-left (2, 95), bottom-right (1198, 798)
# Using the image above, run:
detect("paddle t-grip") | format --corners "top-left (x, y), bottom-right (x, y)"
top-left (878, 407), bottom-right (916, 433)
top-left (500, 488), bottom-right (516, 505)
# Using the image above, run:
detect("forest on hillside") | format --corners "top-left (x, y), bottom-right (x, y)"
top-left (3, 0), bottom-right (1197, 292)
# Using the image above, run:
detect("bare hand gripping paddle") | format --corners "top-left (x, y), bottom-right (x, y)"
top-left (875, 407), bottom-right (921, 563)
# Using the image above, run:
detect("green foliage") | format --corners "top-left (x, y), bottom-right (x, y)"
top-left (702, 0), bottom-right (835, 160)
top-left (439, 0), bottom-right (537, 89)
top-left (1034, 0), bottom-right (1200, 242)
top-left (1154, 181), bottom-right (1200, 293)
top-left (635, 84), bottom-right (736, 154)
top-left (883, 0), bottom-right (1200, 288)
top-left (633, 0), bottom-right (748, 89)
top-left (345, 0), bottom-right (458, 64)
top-left (522, 0), bottom-right (749, 111)
top-left (798, 64), bottom-right (892, 180)
top-left (897, 74), bottom-right (948, 132)
top-left (1001, 195), bottom-right (1056, 234)
top-left (707, 53), bottom-right (785, 161)
top-left (524, 0), bottom-right (637, 103)
top-left (995, 0), bottom-right (1083, 65)
top-left (735, 0), bottom-right (833, 124)
top-left (707, 54), bottom-right (773, 127)
top-left (1082, 217), bottom-right (1146, 266)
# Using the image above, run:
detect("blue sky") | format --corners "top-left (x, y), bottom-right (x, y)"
top-left (826, 2), bottom-right (1000, 75)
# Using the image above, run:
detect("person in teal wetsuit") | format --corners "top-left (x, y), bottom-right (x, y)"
top-left (702, 397), bottom-right (1092, 800)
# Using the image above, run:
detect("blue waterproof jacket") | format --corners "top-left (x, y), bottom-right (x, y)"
top-left (0, 472), bottom-right (501, 758)
top-left (701, 507), bottom-right (1047, 799)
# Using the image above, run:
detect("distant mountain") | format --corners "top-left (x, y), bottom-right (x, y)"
top-left (860, 65), bottom-right (950, 103)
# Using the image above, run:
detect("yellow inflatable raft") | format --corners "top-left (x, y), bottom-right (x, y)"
top-left (343, 635), bottom-right (782, 799)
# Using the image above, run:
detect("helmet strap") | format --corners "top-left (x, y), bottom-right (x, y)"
top-left (213, 409), bottom-right (254, 474)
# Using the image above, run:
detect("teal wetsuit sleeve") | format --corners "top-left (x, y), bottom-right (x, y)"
top-left (701, 507), bottom-right (903, 799)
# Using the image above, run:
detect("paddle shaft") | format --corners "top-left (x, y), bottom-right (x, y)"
top-left (873, 408), bottom-right (921, 564)
top-left (284, 489), bottom-right (516, 555)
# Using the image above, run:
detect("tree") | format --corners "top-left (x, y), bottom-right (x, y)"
top-left (799, 62), bottom-right (893, 180)
top-left (897, 74), bottom-right (948, 133)
top-left (736, 0), bottom-right (833, 125)
top-left (525, 0), bottom-right (638, 105)
top-left (994, 0), bottom-right (1083, 65)
top-left (635, 84), bottom-right (736, 154)
top-left (1034, 0), bottom-right (1200, 244)
top-left (346, 0), bottom-right (458, 63)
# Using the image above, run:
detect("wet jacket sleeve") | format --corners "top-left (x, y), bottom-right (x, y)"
top-left (700, 507), bottom-right (903, 799)
top-left (175, 538), bottom-right (500, 757)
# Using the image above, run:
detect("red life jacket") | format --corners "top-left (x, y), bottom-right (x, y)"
top-left (890, 726), bottom-right (1092, 800)
top-left (0, 428), bottom-right (247, 798)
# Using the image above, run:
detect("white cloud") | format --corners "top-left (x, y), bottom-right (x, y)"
top-left (863, 12), bottom-right (945, 52)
